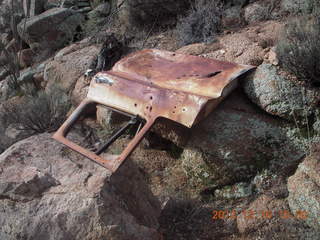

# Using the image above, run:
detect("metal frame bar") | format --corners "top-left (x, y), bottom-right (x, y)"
top-left (95, 115), bottom-right (142, 155)
top-left (53, 98), bottom-right (155, 172)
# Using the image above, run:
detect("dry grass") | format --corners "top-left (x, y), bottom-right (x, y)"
top-left (276, 17), bottom-right (320, 87)
top-left (176, 0), bottom-right (222, 46)
top-left (1, 86), bottom-right (71, 133)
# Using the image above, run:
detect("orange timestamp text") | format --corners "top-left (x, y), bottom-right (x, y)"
top-left (212, 209), bottom-right (308, 220)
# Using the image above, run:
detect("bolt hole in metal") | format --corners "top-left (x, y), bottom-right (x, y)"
top-left (150, 96), bottom-right (153, 100)
top-left (134, 103), bottom-right (137, 107)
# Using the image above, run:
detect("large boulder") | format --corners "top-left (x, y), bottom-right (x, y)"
top-left (281, 0), bottom-right (313, 14)
top-left (287, 144), bottom-right (320, 231)
top-left (17, 8), bottom-right (85, 57)
top-left (243, 63), bottom-right (320, 126)
top-left (71, 75), bottom-right (91, 105)
top-left (179, 90), bottom-right (305, 194)
top-left (0, 133), bottom-right (161, 240)
top-left (44, 43), bottom-right (99, 93)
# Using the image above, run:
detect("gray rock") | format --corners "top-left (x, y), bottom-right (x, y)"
top-left (17, 8), bottom-right (85, 57)
top-left (287, 145), bottom-right (320, 231)
top-left (44, 44), bottom-right (100, 93)
top-left (0, 133), bottom-right (162, 240)
top-left (180, 90), bottom-right (305, 192)
top-left (281, 0), bottom-right (313, 14)
top-left (243, 63), bottom-right (320, 125)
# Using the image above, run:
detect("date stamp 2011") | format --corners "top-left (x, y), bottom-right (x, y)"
top-left (212, 209), bottom-right (308, 220)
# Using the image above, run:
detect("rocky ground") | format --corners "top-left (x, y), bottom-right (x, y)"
top-left (0, 0), bottom-right (319, 239)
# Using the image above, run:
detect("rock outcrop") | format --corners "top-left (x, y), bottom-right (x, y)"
top-left (243, 63), bottom-right (320, 125)
top-left (288, 144), bottom-right (320, 231)
top-left (17, 8), bottom-right (85, 57)
top-left (180, 89), bottom-right (304, 193)
top-left (0, 133), bottom-right (162, 240)
top-left (44, 42), bottom-right (99, 92)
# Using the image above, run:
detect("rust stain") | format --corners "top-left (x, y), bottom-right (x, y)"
top-left (53, 49), bottom-right (255, 172)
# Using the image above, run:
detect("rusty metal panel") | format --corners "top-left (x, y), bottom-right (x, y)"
top-left (53, 49), bottom-right (254, 172)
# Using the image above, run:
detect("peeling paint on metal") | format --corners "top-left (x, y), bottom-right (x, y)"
top-left (53, 49), bottom-right (255, 172)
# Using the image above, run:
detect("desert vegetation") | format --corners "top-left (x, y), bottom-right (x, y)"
top-left (276, 17), bottom-right (320, 87)
top-left (176, 0), bottom-right (222, 46)
top-left (0, 0), bottom-right (319, 239)
top-left (1, 86), bottom-right (70, 133)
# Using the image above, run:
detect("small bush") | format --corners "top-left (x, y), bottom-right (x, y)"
top-left (0, 0), bottom-right (27, 90)
top-left (276, 17), bottom-right (320, 87)
top-left (1, 86), bottom-right (71, 133)
top-left (176, 0), bottom-right (222, 46)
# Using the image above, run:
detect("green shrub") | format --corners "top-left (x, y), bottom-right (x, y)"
top-left (176, 0), bottom-right (222, 46)
top-left (1, 86), bottom-right (71, 133)
top-left (276, 17), bottom-right (320, 87)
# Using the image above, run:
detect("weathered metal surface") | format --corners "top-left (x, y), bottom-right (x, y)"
top-left (53, 49), bottom-right (254, 172)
